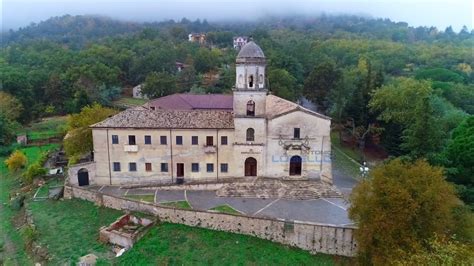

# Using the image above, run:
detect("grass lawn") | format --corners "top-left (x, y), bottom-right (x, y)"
top-left (21, 144), bottom-right (59, 167)
top-left (125, 194), bottom-right (155, 203)
top-left (28, 199), bottom-right (123, 265)
top-left (17, 116), bottom-right (67, 141)
top-left (0, 168), bottom-right (31, 265)
top-left (0, 143), bottom-right (60, 264)
top-left (161, 200), bottom-right (192, 209)
top-left (113, 223), bottom-right (341, 265)
top-left (209, 204), bottom-right (241, 215)
top-left (112, 97), bottom-right (148, 108)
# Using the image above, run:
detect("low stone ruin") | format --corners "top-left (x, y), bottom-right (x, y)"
top-left (99, 214), bottom-right (155, 249)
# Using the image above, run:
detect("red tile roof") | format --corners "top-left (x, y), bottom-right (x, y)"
top-left (146, 94), bottom-right (233, 110)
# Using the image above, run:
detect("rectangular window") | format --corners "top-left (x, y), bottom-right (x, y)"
top-left (144, 135), bottom-right (152, 144)
top-left (220, 163), bottom-right (228, 173)
top-left (206, 136), bottom-right (213, 146)
top-left (160, 136), bottom-right (167, 145)
top-left (294, 128), bottom-right (300, 139)
top-left (129, 162), bottom-right (137, 172)
top-left (128, 135), bottom-right (136, 145)
top-left (191, 136), bottom-right (198, 145)
top-left (161, 163), bottom-right (168, 172)
top-left (191, 163), bottom-right (199, 172)
top-left (145, 163), bottom-right (152, 172)
top-left (221, 136), bottom-right (228, 145)
top-left (206, 163), bottom-right (214, 173)
top-left (176, 136), bottom-right (183, 145)
top-left (113, 162), bottom-right (121, 172)
top-left (112, 135), bottom-right (119, 144)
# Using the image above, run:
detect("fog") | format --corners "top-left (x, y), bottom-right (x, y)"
top-left (2, 0), bottom-right (473, 31)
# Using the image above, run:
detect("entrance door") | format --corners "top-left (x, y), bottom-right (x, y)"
top-left (77, 168), bottom-right (89, 186)
top-left (176, 163), bottom-right (184, 177)
top-left (289, 156), bottom-right (302, 176)
top-left (244, 157), bottom-right (257, 176)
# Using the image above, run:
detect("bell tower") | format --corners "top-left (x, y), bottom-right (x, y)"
top-left (233, 41), bottom-right (267, 117)
top-left (232, 41), bottom-right (268, 177)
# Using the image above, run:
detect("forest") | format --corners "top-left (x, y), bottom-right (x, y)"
top-left (1, 14), bottom-right (473, 207)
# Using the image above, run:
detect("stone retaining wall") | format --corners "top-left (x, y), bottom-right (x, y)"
top-left (64, 185), bottom-right (357, 257)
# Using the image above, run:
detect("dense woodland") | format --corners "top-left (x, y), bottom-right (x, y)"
top-left (1, 14), bottom-right (473, 207)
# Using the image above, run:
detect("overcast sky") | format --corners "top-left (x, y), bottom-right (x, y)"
top-left (2, 0), bottom-right (473, 32)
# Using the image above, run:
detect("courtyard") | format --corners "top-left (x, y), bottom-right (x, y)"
top-left (84, 166), bottom-right (357, 226)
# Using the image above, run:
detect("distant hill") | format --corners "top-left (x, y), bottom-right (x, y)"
top-left (3, 14), bottom-right (472, 49)
top-left (2, 15), bottom-right (144, 49)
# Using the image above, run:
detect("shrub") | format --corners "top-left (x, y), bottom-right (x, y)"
top-left (23, 163), bottom-right (47, 183)
top-left (4, 150), bottom-right (27, 172)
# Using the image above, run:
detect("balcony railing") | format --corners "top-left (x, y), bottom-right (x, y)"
top-left (124, 145), bottom-right (139, 152)
top-left (203, 145), bottom-right (216, 153)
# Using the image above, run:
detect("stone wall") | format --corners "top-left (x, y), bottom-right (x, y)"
top-left (65, 185), bottom-right (357, 257)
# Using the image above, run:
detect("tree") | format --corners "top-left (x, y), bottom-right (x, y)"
top-left (303, 60), bottom-right (341, 112)
top-left (349, 159), bottom-right (462, 265)
top-left (5, 150), bottom-right (27, 172)
top-left (268, 68), bottom-right (299, 101)
top-left (442, 116), bottom-right (474, 207)
top-left (194, 48), bottom-right (220, 73)
top-left (369, 77), bottom-right (443, 158)
top-left (141, 72), bottom-right (177, 98)
top-left (0, 92), bottom-right (24, 122)
top-left (393, 236), bottom-right (474, 265)
top-left (64, 104), bottom-right (117, 158)
top-left (0, 113), bottom-right (16, 146)
top-left (415, 68), bottom-right (465, 83)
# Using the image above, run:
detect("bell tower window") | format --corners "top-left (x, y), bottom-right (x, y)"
top-left (246, 128), bottom-right (255, 141)
top-left (248, 75), bottom-right (254, 88)
top-left (247, 100), bottom-right (255, 116)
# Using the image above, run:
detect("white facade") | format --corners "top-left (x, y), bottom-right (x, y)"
top-left (132, 84), bottom-right (148, 99)
top-left (233, 36), bottom-right (249, 49)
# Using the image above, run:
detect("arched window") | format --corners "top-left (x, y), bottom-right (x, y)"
top-left (248, 75), bottom-right (254, 88)
top-left (246, 100), bottom-right (255, 116)
top-left (246, 128), bottom-right (255, 141)
top-left (238, 74), bottom-right (243, 85)
top-left (259, 74), bottom-right (264, 84)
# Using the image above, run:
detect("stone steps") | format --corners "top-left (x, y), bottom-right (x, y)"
top-left (216, 178), bottom-right (342, 200)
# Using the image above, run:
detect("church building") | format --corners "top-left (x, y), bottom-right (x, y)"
top-left (71, 42), bottom-right (332, 186)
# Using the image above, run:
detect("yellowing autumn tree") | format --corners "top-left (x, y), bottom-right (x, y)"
top-left (349, 159), bottom-right (462, 265)
top-left (64, 104), bottom-right (117, 160)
